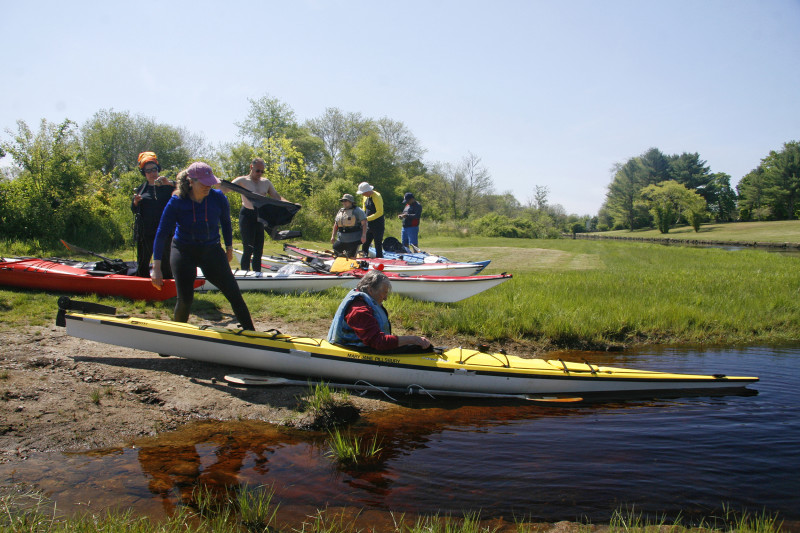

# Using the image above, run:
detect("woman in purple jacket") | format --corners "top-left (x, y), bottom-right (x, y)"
top-left (151, 162), bottom-right (254, 330)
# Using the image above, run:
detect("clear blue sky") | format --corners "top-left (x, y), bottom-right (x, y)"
top-left (2, 0), bottom-right (798, 215)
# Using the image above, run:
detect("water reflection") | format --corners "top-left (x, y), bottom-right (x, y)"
top-left (1, 346), bottom-right (797, 526)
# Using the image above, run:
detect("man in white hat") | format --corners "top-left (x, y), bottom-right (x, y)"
top-left (356, 181), bottom-right (385, 258)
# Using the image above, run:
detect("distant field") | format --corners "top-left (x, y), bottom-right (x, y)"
top-left (598, 220), bottom-right (800, 243)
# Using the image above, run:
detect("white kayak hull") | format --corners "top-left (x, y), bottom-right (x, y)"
top-left (56, 301), bottom-right (759, 398)
top-left (235, 249), bottom-right (486, 277)
top-left (339, 273), bottom-right (512, 303)
top-left (196, 269), bottom-right (354, 294)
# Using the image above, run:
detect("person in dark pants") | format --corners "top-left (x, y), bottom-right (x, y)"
top-left (399, 192), bottom-right (422, 247)
top-left (151, 162), bottom-right (254, 331)
top-left (357, 181), bottom-right (385, 258)
top-left (330, 193), bottom-right (367, 258)
top-left (131, 151), bottom-right (175, 278)
top-left (232, 157), bottom-right (288, 271)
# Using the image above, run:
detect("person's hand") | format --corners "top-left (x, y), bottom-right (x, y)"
top-left (361, 235), bottom-right (367, 244)
top-left (226, 247), bottom-right (233, 263)
top-left (133, 193), bottom-right (142, 207)
top-left (151, 270), bottom-right (163, 290)
top-left (331, 237), bottom-right (336, 244)
top-left (416, 336), bottom-right (431, 349)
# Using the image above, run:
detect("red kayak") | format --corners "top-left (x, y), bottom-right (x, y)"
top-left (0, 257), bottom-right (195, 301)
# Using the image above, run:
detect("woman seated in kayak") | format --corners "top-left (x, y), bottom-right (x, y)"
top-left (328, 270), bottom-right (431, 352)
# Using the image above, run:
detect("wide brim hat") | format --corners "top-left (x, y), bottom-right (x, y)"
top-left (340, 193), bottom-right (355, 203)
top-left (357, 182), bottom-right (374, 194)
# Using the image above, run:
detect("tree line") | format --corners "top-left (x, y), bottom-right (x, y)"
top-left (0, 95), bottom-right (574, 251)
top-left (600, 142), bottom-right (800, 233)
top-left (1, 94), bottom-right (796, 250)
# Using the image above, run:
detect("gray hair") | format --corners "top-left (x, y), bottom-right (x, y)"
top-left (356, 270), bottom-right (391, 294)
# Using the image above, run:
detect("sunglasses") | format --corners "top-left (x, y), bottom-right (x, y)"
top-left (144, 167), bottom-right (159, 173)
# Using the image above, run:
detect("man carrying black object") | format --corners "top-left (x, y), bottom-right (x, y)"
top-left (231, 158), bottom-right (288, 271)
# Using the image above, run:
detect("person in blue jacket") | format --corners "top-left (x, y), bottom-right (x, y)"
top-left (150, 162), bottom-right (254, 330)
top-left (399, 192), bottom-right (422, 247)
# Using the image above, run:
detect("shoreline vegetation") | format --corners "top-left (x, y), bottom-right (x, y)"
top-left (572, 220), bottom-right (800, 249)
top-left (5, 222), bottom-right (800, 352)
top-left (1, 221), bottom-right (797, 532)
top-left (0, 484), bottom-right (785, 533)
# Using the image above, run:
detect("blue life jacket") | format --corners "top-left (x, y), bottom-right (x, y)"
top-left (327, 289), bottom-right (391, 347)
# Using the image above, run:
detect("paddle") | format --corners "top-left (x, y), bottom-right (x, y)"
top-left (224, 374), bottom-right (583, 402)
top-left (60, 239), bottom-right (114, 263)
top-left (60, 240), bottom-right (131, 275)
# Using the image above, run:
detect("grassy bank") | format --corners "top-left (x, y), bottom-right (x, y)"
top-left (0, 485), bottom-right (784, 533)
top-left (598, 220), bottom-right (800, 243)
top-left (2, 237), bottom-right (800, 350)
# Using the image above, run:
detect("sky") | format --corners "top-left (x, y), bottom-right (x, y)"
top-left (2, 0), bottom-right (799, 215)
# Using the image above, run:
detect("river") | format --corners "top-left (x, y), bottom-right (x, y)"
top-left (1, 345), bottom-right (798, 527)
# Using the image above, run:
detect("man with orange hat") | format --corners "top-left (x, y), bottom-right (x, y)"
top-left (131, 152), bottom-right (175, 278)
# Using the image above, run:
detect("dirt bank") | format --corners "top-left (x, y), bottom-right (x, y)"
top-left (0, 321), bottom-right (393, 463)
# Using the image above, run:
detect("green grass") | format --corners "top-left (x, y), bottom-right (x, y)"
top-left (3, 235), bottom-right (800, 350)
top-left (601, 220), bottom-right (800, 243)
top-left (325, 427), bottom-right (384, 467)
top-left (0, 486), bottom-right (785, 533)
top-left (89, 388), bottom-right (102, 405)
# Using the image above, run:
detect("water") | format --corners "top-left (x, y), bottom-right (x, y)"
top-left (1, 346), bottom-right (798, 526)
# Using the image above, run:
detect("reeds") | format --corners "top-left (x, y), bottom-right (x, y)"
top-left (325, 427), bottom-right (383, 467)
top-left (0, 485), bottom-right (786, 533)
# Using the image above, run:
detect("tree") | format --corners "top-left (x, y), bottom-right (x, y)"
top-left (236, 95), bottom-right (297, 146)
top-left (529, 184), bottom-right (549, 210)
top-left (736, 141), bottom-right (800, 221)
top-left (762, 141), bottom-right (800, 219)
top-left (605, 158), bottom-right (648, 230)
top-left (705, 173), bottom-right (737, 222)
top-left (640, 147), bottom-right (671, 184)
top-left (435, 153), bottom-right (493, 219)
top-left (638, 180), bottom-right (707, 233)
top-left (737, 167), bottom-right (769, 221)
top-left (341, 132), bottom-right (402, 199)
top-left (305, 107), bottom-right (371, 172)
top-left (669, 152), bottom-right (714, 207)
top-left (81, 109), bottom-right (202, 177)
top-left (1, 119), bottom-right (122, 246)
top-left (376, 117), bottom-right (425, 164)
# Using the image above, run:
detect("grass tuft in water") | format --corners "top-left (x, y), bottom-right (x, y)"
top-left (325, 427), bottom-right (383, 467)
top-left (232, 483), bottom-right (279, 532)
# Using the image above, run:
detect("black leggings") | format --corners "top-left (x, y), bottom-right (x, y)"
top-left (333, 238), bottom-right (360, 258)
top-left (136, 235), bottom-right (173, 278)
top-left (361, 221), bottom-right (385, 258)
top-left (238, 207), bottom-right (265, 272)
top-left (170, 240), bottom-right (254, 330)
